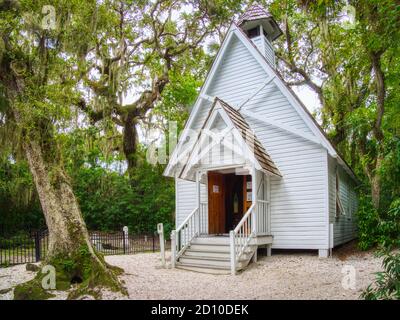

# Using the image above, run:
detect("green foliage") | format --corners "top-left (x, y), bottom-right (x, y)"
top-left (361, 249), bottom-right (400, 300)
top-left (61, 129), bottom-right (175, 235)
top-left (71, 154), bottom-right (174, 236)
top-left (0, 124), bottom-right (175, 236)
top-left (0, 157), bottom-right (44, 236)
top-left (357, 195), bottom-right (380, 250)
top-left (0, 235), bottom-right (34, 249)
top-left (13, 277), bottom-right (56, 300)
top-left (378, 199), bottom-right (400, 248)
top-left (14, 244), bottom-right (125, 300)
top-left (357, 196), bottom-right (400, 250)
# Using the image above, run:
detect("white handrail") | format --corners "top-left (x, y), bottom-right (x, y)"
top-left (176, 207), bottom-right (198, 231)
top-left (171, 207), bottom-right (199, 267)
top-left (234, 203), bottom-right (255, 233)
top-left (230, 203), bottom-right (256, 275)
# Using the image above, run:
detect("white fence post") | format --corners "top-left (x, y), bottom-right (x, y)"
top-left (123, 226), bottom-right (129, 253)
top-left (229, 230), bottom-right (236, 275)
top-left (157, 223), bottom-right (166, 267)
top-left (92, 232), bottom-right (103, 251)
top-left (170, 230), bottom-right (176, 268)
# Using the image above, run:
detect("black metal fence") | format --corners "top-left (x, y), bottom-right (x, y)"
top-left (0, 230), bottom-right (170, 267)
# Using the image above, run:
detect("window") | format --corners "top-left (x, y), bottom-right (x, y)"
top-left (335, 169), bottom-right (346, 218)
top-left (247, 27), bottom-right (260, 38)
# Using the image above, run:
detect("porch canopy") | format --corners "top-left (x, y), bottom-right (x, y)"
top-left (175, 97), bottom-right (281, 182)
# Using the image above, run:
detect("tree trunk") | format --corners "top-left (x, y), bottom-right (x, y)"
top-left (371, 175), bottom-right (381, 211)
top-left (370, 155), bottom-right (383, 211)
top-left (23, 137), bottom-right (93, 258)
top-left (5, 78), bottom-right (124, 299)
top-left (123, 112), bottom-right (139, 180)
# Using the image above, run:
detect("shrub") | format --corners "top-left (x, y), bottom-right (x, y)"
top-left (357, 196), bottom-right (400, 250)
top-left (357, 195), bottom-right (380, 250)
top-left (361, 249), bottom-right (400, 300)
top-left (378, 199), bottom-right (400, 248)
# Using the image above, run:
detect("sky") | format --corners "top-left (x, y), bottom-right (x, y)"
top-left (293, 86), bottom-right (321, 114)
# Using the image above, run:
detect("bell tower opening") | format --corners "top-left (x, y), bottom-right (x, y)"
top-left (237, 3), bottom-right (283, 68)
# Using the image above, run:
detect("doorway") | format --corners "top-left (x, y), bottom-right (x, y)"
top-left (207, 170), bottom-right (252, 234)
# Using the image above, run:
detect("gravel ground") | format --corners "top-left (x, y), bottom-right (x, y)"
top-left (0, 244), bottom-right (382, 300)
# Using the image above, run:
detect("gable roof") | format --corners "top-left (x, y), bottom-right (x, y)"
top-left (179, 98), bottom-right (281, 179)
top-left (164, 21), bottom-right (358, 183)
top-left (215, 98), bottom-right (281, 177)
top-left (233, 23), bottom-right (359, 182)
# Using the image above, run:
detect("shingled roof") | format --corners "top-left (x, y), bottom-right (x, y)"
top-left (215, 98), bottom-right (282, 177)
top-left (237, 3), bottom-right (272, 26)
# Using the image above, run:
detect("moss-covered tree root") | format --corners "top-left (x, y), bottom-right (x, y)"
top-left (14, 246), bottom-right (127, 300)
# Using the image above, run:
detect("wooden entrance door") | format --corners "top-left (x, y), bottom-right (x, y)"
top-left (208, 172), bottom-right (225, 234)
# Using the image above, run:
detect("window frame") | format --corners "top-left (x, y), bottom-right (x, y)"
top-left (335, 168), bottom-right (346, 218)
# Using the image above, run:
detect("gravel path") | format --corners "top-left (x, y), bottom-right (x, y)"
top-left (106, 249), bottom-right (381, 300)
top-left (0, 246), bottom-right (382, 300)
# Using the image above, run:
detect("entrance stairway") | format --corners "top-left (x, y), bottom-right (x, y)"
top-left (175, 236), bottom-right (257, 274)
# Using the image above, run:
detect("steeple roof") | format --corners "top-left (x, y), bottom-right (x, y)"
top-left (237, 3), bottom-right (272, 26)
top-left (237, 3), bottom-right (283, 41)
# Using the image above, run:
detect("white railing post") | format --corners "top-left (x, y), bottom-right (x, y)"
top-left (229, 230), bottom-right (236, 275)
top-left (170, 230), bottom-right (176, 268)
top-left (252, 166), bottom-right (257, 236)
top-left (174, 207), bottom-right (200, 260)
top-left (196, 171), bottom-right (201, 236)
top-left (157, 223), bottom-right (165, 268)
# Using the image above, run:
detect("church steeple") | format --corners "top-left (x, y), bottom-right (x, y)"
top-left (237, 3), bottom-right (282, 67)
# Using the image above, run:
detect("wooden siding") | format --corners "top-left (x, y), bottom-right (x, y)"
top-left (247, 118), bottom-right (328, 249)
top-left (264, 38), bottom-right (275, 67)
top-left (245, 83), bottom-right (313, 133)
top-left (176, 31), bottom-right (328, 249)
top-left (174, 26), bottom-right (358, 251)
top-left (176, 179), bottom-right (207, 227)
top-left (328, 156), bottom-right (358, 246)
top-left (208, 35), bottom-right (268, 107)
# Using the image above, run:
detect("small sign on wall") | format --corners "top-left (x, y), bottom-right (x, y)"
top-left (213, 185), bottom-right (219, 193)
top-left (246, 192), bottom-right (252, 201)
top-left (246, 181), bottom-right (252, 190)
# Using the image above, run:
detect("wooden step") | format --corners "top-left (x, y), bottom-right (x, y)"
top-left (176, 264), bottom-right (231, 275)
top-left (189, 244), bottom-right (230, 252)
top-left (184, 250), bottom-right (231, 259)
top-left (176, 259), bottom-right (247, 272)
top-left (191, 237), bottom-right (230, 245)
top-left (179, 256), bottom-right (230, 268)
top-left (174, 235), bottom-right (259, 274)
top-left (178, 255), bottom-right (247, 268)
top-left (184, 249), bottom-right (254, 261)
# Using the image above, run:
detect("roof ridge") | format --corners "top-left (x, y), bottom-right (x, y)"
top-left (231, 24), bottom-right (359, 182)
top-left (213, 98), bottom-right (281, 177)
